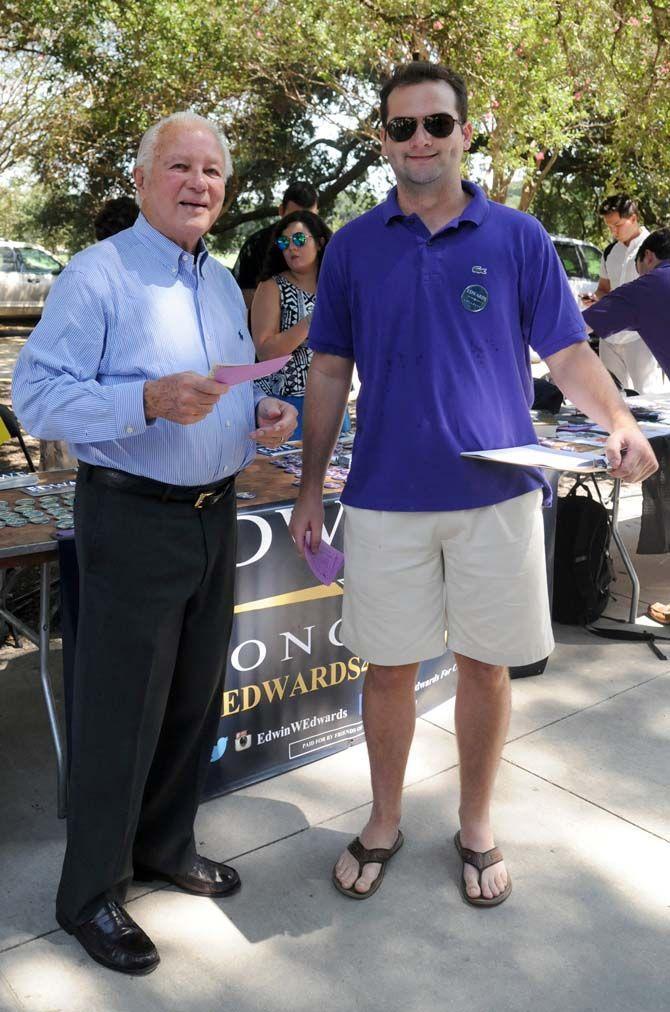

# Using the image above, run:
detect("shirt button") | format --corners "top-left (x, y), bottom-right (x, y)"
top-left (125, 426), bottom-right (134, 434)
top-left (225, 420), bottom-right (231, 428)
top-left (181, 253), bottom-right (188, 261)
top-left (223, 465), bottom-right (228, 472)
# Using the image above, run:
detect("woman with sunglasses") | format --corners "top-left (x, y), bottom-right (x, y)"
top-left (251, 210), bottom-right (349, 439)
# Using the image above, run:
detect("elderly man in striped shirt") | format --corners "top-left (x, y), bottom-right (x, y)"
top-left (12, 112), bottom-right (297, 976)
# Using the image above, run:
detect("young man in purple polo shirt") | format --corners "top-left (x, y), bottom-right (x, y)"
top-left (290, 62), bottom-right (657, 907)
top-left (583, 227), bottom-right (670, 376)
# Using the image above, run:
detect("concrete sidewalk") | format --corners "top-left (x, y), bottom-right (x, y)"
top-left (0, 498), bottom-right (668, 1012)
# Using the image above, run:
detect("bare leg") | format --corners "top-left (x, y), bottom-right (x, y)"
top-left (334, 662), bottom-right (418, 893)
top-left (454, 653), bottom-right (511, 900)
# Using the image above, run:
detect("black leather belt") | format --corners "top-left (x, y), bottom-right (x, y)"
top-left (79, 462), bottom-right (235, 508)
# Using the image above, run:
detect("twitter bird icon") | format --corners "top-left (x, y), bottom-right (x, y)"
top-left (210, 737), bottom-right (228, 762)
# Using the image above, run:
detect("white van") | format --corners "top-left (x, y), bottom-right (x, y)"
top-left (0, 240), bottom-right (63, 319)
top-left (551, 235), bottom-right (601, 302)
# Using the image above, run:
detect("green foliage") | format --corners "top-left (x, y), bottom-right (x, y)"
top-left (0, 177), bottom-right (43, 242)
top-left (328, 182), bottom-right (383, 231)
top-left (533, 127), bottom-right (670, 244)
top-left (0, 177), bottom-right (93, 253)
top-left (1, 0), bottom-right (669, 252)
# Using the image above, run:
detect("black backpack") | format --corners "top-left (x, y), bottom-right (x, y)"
top-left (553, 479), bottom-right (614, 624)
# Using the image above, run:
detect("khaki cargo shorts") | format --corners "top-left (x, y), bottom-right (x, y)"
top-left (342, 490), bottom-right (554, 668)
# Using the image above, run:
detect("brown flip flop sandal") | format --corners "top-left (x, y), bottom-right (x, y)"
top-left (332, 831), bottom-right (404, 899)
top-left (454, 831), bottom-right (512, 908)
top-left (647, 602), bottom-right (670, 625)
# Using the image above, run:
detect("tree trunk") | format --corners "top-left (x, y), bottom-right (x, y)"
top-left (39, 439), bottom-right (76, 471)
top-left (518, 153), bottom-right (559, 212)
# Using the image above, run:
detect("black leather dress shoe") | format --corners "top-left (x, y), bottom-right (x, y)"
top-left (134, 854), bottom-right (241, 896)
top-left (67, 901), bottom-right (159, 975)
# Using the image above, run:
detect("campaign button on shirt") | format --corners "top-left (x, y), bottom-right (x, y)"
top-left (461, 284), bottom-right (489, 313)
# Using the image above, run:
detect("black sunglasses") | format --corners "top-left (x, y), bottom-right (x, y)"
top-left (385, 113), bottom-right (463, 143)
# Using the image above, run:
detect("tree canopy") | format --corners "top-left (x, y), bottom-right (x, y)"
top-left (1, 0), bottom-right (669, 250)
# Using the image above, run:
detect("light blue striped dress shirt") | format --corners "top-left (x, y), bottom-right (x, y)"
top-left (12, 213), bottom-right (264, 486)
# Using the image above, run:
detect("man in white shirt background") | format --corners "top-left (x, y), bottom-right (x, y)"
top-left (583, 194), bottom-right (665, 394)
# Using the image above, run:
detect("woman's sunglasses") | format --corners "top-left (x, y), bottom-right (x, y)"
top-left (276, 231), bottom-right (311, 251)
top-left (385, 112), bottom-right (463, 143)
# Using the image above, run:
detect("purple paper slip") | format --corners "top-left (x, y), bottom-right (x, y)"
top-left (52, 528), bottom-right (75, 540)
top-left (212, 355), bottom-right (291, 386)
top-left (304, 540), bottom-right (344, 585)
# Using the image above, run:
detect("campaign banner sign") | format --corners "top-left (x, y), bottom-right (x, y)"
top-left (203, 499), bottom-right (456, 798)
top-left (58, 497), bottom-right (456, 801)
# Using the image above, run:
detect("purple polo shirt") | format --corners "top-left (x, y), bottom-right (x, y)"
top-left (583, 262), bottom-right (670, 375)
top-left (309, 182), bottom-right (587, 511)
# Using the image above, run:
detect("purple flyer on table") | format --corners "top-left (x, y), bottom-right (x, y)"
top-left (304, 540), bottom-right (344, 586)
top-left (211, 355), bottom-right (291, 386)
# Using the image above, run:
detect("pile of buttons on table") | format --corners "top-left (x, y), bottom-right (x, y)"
top-left (0, 492), bottom-right (75, 530)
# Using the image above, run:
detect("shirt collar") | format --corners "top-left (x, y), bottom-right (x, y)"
top-left (381, 180), bottom-right (489, 231)
top-left (132, 212), bottom-right (209, 276)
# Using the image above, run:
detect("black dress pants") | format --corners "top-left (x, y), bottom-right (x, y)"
top-left (56, 470), bottom-right (237, 929)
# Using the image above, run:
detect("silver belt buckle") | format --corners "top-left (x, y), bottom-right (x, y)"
top-left (194, 491), bottom-right (214, 509)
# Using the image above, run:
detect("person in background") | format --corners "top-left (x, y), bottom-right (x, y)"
top-left (583, 227), bottom-right (670, 376)
top-left (251, 210), bottom-right (349, 440)
top-left (582, 194), bottom-right (664, 393)
top-left (232, 181), bottom-right (319, 309)
top-left (93, 196), bottom-right (140, 241)
top-left (13, 111), bottom-right (297, 976)
top-left (583, 226), bottom-right (670, 623)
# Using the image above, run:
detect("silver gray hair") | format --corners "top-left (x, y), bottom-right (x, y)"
top-left (135, 111), bottom-right (233, 180)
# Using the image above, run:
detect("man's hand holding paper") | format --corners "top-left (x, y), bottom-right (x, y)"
top-left (604, 425), bottom-right (658, 481)
top-left (143, 371), bottom-right (229, 425)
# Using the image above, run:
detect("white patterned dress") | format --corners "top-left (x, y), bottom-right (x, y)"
top-left (257, 274), bottom-right (315, 397)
